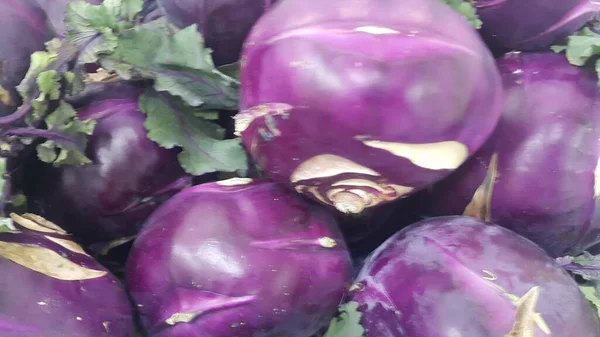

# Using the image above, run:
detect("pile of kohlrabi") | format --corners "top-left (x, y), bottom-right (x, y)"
top-left (1, 0), bottom-right (600, 336)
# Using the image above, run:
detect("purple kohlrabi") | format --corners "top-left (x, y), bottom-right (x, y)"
top-left (152, 0), bottom-right (277, 65)
top-left (126, 178), bottom-right (351, 337)
top-left (235, 0), bottom-right (503, 215)
top-left (0, 213), bottom-right (135, 337)
top-left (416, 52), bottom-right (600, 257)
top-left (24, 81), bottom-right (190, 252)
top-left (475, 0), bottom-right (600, 53)
top-left (0, 0), bottom-right (53, 116)
top-left (349, 216), bottom-right (600, 337)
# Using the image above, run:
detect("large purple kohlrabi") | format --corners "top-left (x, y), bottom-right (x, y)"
top-left (349, 216), bottom-right (600, 337)
top-left (152, 0), bottom-right (276, 65)
top-left (0, 213), bottom-right (135, 337)
top-left (24, 81), bottom-right (190, 251)
top-left (0, 0), bottom-right (53, 116)
top-left (126, 178), bottom-right (352, 337)
top-left (235, 0), bottom-right (503, 215)
top-left (475, 0), bottom-right (600, 53)
top-left (416, 52), bottom-right (600, 257)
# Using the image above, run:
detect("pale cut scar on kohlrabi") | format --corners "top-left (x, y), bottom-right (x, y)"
top-left (290, 154), bottom-right (380, 183)
top-left (505, 287), bottom-right (548, 337)
top-left (360, 139), bottom-right (469, 170)
top-left (44, 236), bottom-right (88, 255)
top-left (0, 241), bottom-right (106, 281)
top-left (291, 154), bottom-right (413, 213)
top-left (482, 271), bottom-right (551, 336)
top-left (10, 213), bottom-right (67, 234)
top-left (233, 103), bottom-right (292, 136)
top-left (594, 157), bottom-right (600, 198)
top-left (164, 295), bottom-right (256, 326)
top-left (463, 153), bottom-right (499, 222)
top-left (216, 177), bottom-right (254, 186)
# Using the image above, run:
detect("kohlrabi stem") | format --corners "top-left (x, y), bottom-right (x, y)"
top-left (0, 102), bottom-right (32, 126)
top-left (4, 128), bottom-right (80, 149)
top-left (563, 264), bottom-right (600, 272)
top-left (136, 0), bottom-right (160, 23)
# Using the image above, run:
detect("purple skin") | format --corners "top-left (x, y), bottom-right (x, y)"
top-left (0, 213), bottom-right (135, 337)
top-left (24, 81), bottom-right (190, 251)
top-left (0, 0), bottom-right (53, 116)
top-left (126, 178), bottom-right (351, 337)
top-left (236, 0), bottom-right (503, 215)
top-left (34, 0), bottom-right (104, 38)
top-left (154, 0), bottom-right (276, 66)
top-left (349, 216), bottom-right (600, 337)
top-left (416, 52), bottom-right (600, 257)
top-left (475, 0), bottom-right (600, 53)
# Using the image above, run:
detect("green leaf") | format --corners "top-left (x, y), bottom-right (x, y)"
top-left (34, 70), bottom-right (62, 111)
top-left (563, 28), bottom-right (600, 66)
top-left (0, 218), bottom-right (17, 234)
top-left (11, 194), bottom-right (26, 208)
top-left (573, 252), bottom-right (600, 266)
top-left (16, 48), bottom-right (66, 119)
top-left (100, 20), bottom-right (240, 110)
top-left (79, 29), bottom-right (119, 65)
top-left (193, 110), bottom-right (220, 120)
top-left (138, 90), bottom-right (248, 175)
top-left (550, 45), bottom-right (567, 53)
top-left (551, 27), bottom-right (600, 86)
top-left (16, 50), bottom-right (58, 102)
top-left (217, 62), bottom-right (241, 82)
top-left (97, 19), bottom-right (168, 79)
top-left (65, 1), bottom-right (118, 42)
top-left (441, 0), bottom-right (482, 29)
top-left (323, 302), bottom-right (365, 337)
top-left (102, 0), bottom-right (143, 23)
top-left (36, 142), bottom-right (59, 163)
top-left (36, 102), bottom-right (97, 166)
top-left (15, 38), bottom-right (84, 122)
top-left (0, 85), bottom-right (12, 106)
top-left (64, 70), bottom-right (86, 96)
top-left (580, 285), bottom-right (600, 319)
top-left (64, 2), bottom-right (120, 64)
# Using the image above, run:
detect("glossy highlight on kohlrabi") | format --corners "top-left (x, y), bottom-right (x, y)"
top-left (417, 52), bottom-right (600, 257)
top-left (0, 0), bottom-right (53, 116)
top-left (236, 0), bottom-right (503, 215)
top-left (475, 0), bottom-right (600, 53)
top-left (153, 0), bottom-right (276, 65)
top-left (126, 178), bottom-right (351, 337)
top-left (0, 213), bottom-right (135, 337)
top-left (348, 216), bottom-right (600, 337)
top-left (23, 81), bottom-right (190, 251)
